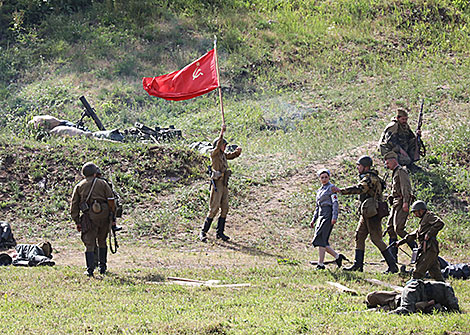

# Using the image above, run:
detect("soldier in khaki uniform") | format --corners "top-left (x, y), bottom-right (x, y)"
top-left (379, 108), bottom-right (420, 168)
top-left (383, 151), bottom-right (416, 261)
top-left (199, 124), bottom-right (242, 242)
top-left (396, 200), bottom-right (445, 281)
top-left (71, 162), bottom-right (116, 276)
top-left (332, 156), bottom-right (398, 273)
top-left (366, 280), bottom-right (460, 315)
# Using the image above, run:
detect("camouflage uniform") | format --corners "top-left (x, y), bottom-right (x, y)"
top-left (200, 132), bottom-right (241, 241)
top-left (71, 171), bottom-right (115, 276)
top-left (390, 279), bottom-right (460, 314)
top-left (403, 211), bottom-right (445, 281)
top-left (340, 169), bottom-right (397, 272)
top-left (379, 119), bottom-right (417, 166)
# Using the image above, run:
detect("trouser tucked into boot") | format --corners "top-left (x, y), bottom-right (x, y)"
top-left (216, 217), bottom-right (230, 241)
top-left (199, 217), bottom-right (213, 242)
top-left (344, 249), bottom-right (364, 272)
top-left (85, 251), bottom-right (95, 277)
top-left (382, 248), bottom-right (398, 274)
top-left (98, 247), bottom-right (107, 274)
top-left (389, 237), bottom-right (398, 263)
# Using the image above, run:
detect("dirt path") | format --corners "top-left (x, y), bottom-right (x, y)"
top-left (50, 141), bottom-right (380, 271)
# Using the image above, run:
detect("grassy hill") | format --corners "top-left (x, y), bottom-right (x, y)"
top-left (0, 0), bottom-right (470, 334)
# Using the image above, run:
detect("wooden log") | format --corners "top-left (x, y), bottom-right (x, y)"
top-left (326, 281), bottom-right (359, 295)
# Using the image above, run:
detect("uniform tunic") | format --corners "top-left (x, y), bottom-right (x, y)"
top-left (379, 119), bottom-right (417, 166)
top-left (404, 211), bottom-right (445, 281)
top-left (392, 280), bottom-right (459, 314)
top-left (207, 135), bottom-right (241, 219)
top-left (386, 165), bottom-right (412, 239)
top-left (71, 176), bottom-right (114, 252)
top-left (311, 182), bottom-right (338, 247)
top-left (341, 170), bottom-right (387, 251)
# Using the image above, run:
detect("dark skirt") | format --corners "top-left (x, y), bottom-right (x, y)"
top-left (312, 206), bottom-right (333, 247)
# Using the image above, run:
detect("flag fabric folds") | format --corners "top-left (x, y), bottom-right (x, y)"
top-left (143, 49), bottom-right (219, 101)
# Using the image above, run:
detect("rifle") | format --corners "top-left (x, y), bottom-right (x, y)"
top-left (78, 96), bottom-right (106, 131)
top-left (413, 99), bottom-right (426, 161)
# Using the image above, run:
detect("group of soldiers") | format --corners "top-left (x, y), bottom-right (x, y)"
top-left (328, 107), bottom-right (446, 283)
top-left (68, 107), bottom-right (461, 314)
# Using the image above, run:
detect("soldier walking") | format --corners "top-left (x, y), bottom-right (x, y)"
top-left (395, 200), bottom-right (445, 281)
top-left (332, 156), bottom-right (398, 273)
top-left (199, 124), bottom-right (242, 242)
top-left (383, 151), bottom-right (416, 261)
top-left (379, 108), bottom-right (421, 169)
top-left (71, 162), bottom-right (116, 276)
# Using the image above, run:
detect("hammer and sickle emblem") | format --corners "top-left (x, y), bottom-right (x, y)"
top-left (192, 62), bottom-right (204, 80)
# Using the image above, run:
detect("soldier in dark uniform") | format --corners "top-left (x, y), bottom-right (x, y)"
top-left (199, 124), bottom-right (242, 242)
top-left (379, 108), bottom-right (421, 168)
top-left (383, 151), bottom-right (416, 261)
top-left (332, 156), bottom-right (398, 273)
top-left (71, 162), bottom-right (116, 276)
top-left (396, 200), bottom-right (445, 282)
top-left (366, 279), bottom-right (460, 315)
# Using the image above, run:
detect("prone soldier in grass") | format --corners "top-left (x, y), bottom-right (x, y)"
top-left (366, 279), bottom-right (460, 315)
top-left (71, 162), bottom-right (116, 276)
top-left (332, 156), bottom-right (398, 273)
top-left (199, 124), bottom-right (242, 242)
top-left (383, 151), bottom-right (416, 261)
top-left (394, 200), bottom-right (445, 282)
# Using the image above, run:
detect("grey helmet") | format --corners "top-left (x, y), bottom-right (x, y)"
top-left (81, 162), bottom-right (98, 177)
top-left (357, 155), bottom-right (373, 167)
top-left (410, 200), bottom-right (427, 212)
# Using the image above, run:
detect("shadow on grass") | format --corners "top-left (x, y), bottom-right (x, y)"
top-left (217, 240), bottom-right (287, 259)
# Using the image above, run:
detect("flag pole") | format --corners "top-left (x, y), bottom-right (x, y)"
top-left (214, 36), bottom-right (225, 125)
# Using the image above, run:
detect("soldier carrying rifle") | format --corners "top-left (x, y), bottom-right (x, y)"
top-left (393, 200), bottom-right (445, 282)
top-left (379, 103), bottom-right (425, 172)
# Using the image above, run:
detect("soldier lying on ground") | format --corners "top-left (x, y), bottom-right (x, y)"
top-left (11, 241), bottom-right (55, 266)
top-left (366, 279), bottom-right (460, 315)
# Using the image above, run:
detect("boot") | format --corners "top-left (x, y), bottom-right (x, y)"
top-left (335, 254), bottom-right (348, 268)
top-left (199, 217), bottom-right (213, 242)
top-left (98, 247), bottom-right (107, 275)
top-left (344, 249), bottom-right (364, 272)
top-left (84, 252), bottom-right (95, 277)
top-left (216, 217), bottom-right (230, 241)
top-left (382, 248), bottom-right (399, 274)
top-left (389, 237), bottom-right (398, 263)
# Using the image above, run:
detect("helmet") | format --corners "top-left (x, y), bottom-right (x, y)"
top-left (357, 155), bottom-right (373, 167)
top-left (81, 162), bottom-right (98, 177)
top-left (410, 200), bottom-right (427, 212)
top-left (213, 137), bottom-right (228, 149)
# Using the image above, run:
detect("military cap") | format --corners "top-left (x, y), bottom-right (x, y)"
top-left (357, 155), bottom-right (373, 167)
top-left (317, 168), bottom-right (330, 177)
top-left (383, 151), bottom-right (398, 160)
top-left (81, 162), bottom-right (98, 177)
top-left (213, 137), bottom-right (228, 149)
top-left (397, 108), bottom-right (409, 118)
top-left (410, 200), bottom-right (427, 212)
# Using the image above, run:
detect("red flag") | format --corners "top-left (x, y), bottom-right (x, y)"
top-left (143, 49), bottom-right (219, 101)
